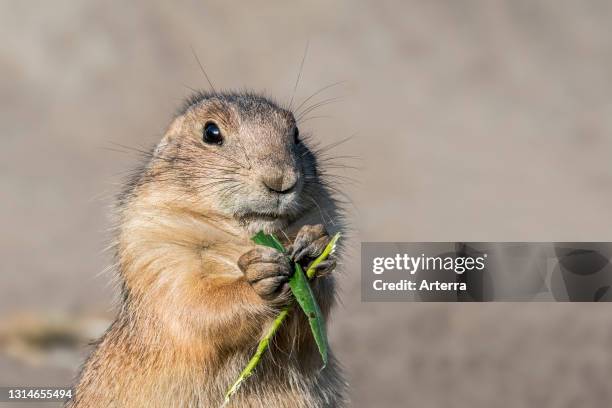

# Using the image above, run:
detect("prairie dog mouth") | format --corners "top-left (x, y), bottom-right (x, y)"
top-left (234, 195), bottom-right (303, 231)
top-left (237, 211), bottom-right (291, 234)
top-left (237, 211), bottom-right (288, 223)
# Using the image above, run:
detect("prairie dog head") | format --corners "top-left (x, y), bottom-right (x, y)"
top-left (147, 91), bottom-right (324, 233)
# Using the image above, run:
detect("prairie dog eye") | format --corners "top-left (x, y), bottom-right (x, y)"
top-left (203, 122), bottom-right (223, 145)
top-left (293, 126), bottom-right (300, 144)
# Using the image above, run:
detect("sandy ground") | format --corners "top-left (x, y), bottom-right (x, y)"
top-left (3, 1), bottom-right (612, 407)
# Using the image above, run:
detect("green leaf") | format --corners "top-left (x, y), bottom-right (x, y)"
top-left (251, 231), bottom-right (285, 253)
top-left (225, 230), bottom-right (340, 404)
top-left (289, 263), bottom-right (328, 366)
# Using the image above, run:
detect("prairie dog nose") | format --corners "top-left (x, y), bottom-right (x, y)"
top-left (261, 169), bottom-right (297, 194)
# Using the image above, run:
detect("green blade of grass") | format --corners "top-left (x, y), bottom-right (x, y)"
top-left (289, 262), bottom-right (328, 366)
top-left (251, 231), bottom-right (285, 253)
top-left (222, 309), bottom-right (289, 406)
top-left (223, 231), bottom-right (340, 406)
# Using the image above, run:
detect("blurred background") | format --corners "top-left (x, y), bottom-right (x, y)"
top-left (2, 1), bottom-right (612, 407)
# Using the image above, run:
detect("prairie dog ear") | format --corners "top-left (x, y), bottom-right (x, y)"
top-left (155, 115), bottom-right (185, 155)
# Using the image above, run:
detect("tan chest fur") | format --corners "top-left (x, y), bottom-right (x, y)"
top-left (68, 186), bottom-right (345, 408)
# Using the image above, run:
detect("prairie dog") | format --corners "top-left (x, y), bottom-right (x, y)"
top-left (68, 91), bottom-right (346, 407)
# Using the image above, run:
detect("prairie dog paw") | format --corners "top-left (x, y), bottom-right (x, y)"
top-left (238, 246), bottom-right (293, 306)
top-left (290, 224), bottom-right (331, 265)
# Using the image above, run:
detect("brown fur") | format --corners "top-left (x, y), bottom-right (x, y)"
top-left (67, 92), bottom-right (347, 407)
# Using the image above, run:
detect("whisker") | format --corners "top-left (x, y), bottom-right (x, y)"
top-left (318, 172), bottom-right (360, 186)
top-left (181, 83), bottom-right (199, 94)
top-left (296, 96), bottom-right (344, 121)
top-left (312, 134), bottom-right (357, 155)
top-left (315, 154), bottom-right (363, 163)
top-left (293, 80), bottom-right (346, 114)
top-left (318, 163), bottom-right (362, 171)
top-left (203, 147), bottom-right (249, 169)
top-left (288, 40), bottom-right (309, 110)
top-left (305, 194), bottom-right (335, 226)
top-left (189, 45), bottom-right (216, 93)
top-left (296, 115), bottom-right (333, 125)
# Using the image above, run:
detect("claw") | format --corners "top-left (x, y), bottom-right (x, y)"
top-left (311, 259), bottom-right (337, 277)
top-left (294, 247), bottom-right (310, 263)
